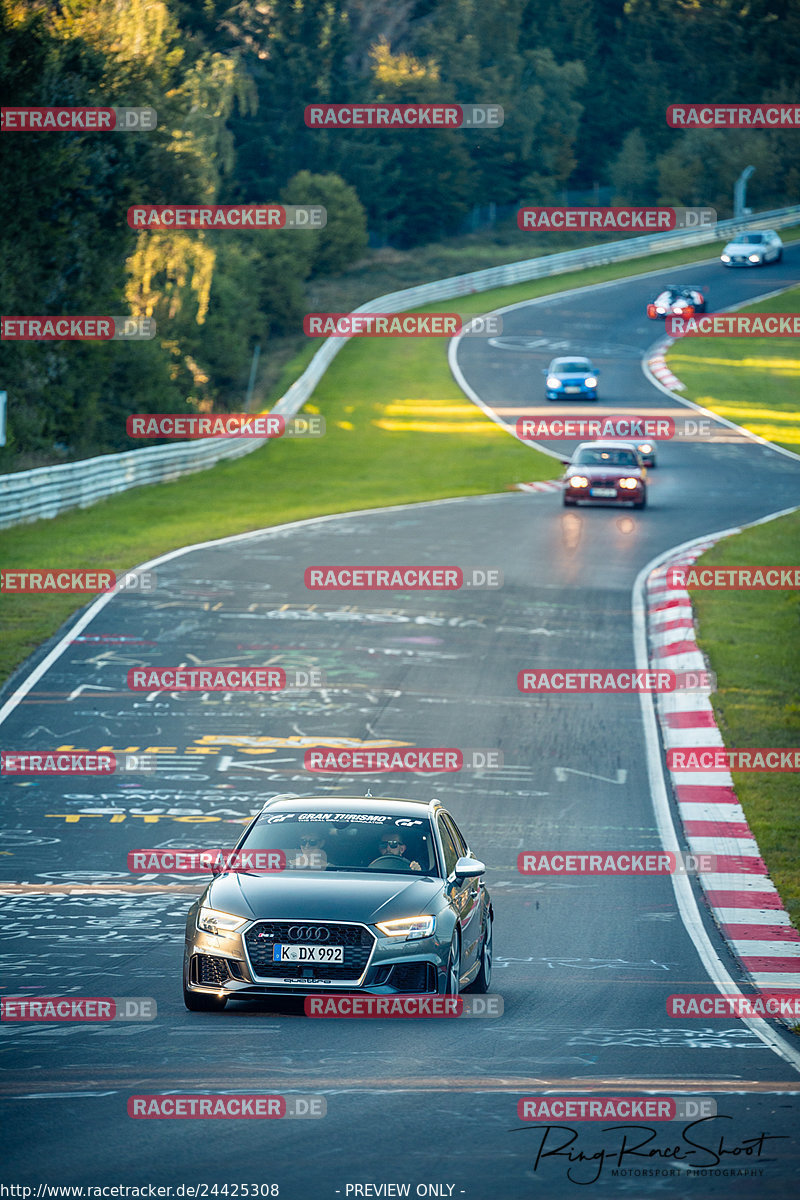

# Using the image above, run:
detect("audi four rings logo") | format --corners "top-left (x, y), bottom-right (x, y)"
top-left (287, 926), bottom-right (331, 941)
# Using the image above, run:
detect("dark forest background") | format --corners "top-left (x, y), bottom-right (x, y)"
top-left (1, 0), bottom-right (798, 466)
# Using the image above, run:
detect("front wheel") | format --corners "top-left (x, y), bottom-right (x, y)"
top-left (465, 915), bottom-right (492, 994)
top-left (563, 497), bottom-right (576, 507)
top-left (441, 935), bottom-right (461, 995)
top-left (775, 249), bottom-right (783, 263)
top-left (634, 493), bottom-right (647, 510)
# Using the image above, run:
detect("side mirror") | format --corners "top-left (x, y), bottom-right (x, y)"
top-left (453, 856), bottom-right (485, 882)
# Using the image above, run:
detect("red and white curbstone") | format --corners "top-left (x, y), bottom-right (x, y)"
top-left (648, 337), bottom-right (686, 391)
top-left (646, 539), bottom-right (800, 996)
top-left (515, 479), bottom-right (564, 494)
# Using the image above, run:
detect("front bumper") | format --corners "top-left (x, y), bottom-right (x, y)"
top-left (564, 482), bottom-right (645, 505)
top-left (185, 917), bottom-right (448, 999)
top-left (546, 386), bottom-right (597, 401)
top-left (722, 255), bottom-right (763, 267)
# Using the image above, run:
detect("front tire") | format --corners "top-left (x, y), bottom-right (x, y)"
top-left (465, 914), bottom-right (492, 994)
top-left (441, 935), bottom-right (461, 995)
top-left (634, 493), bottom-right (647, 510)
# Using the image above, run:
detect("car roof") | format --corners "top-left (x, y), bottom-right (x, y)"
top-left (256, 794), bottom-right (442, 818)
top-left (551, 356), bottom-right (591, 365)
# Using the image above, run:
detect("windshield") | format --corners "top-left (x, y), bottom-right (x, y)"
top-left (553, 360), bottom-right (590, 373)
top-left (573, 448), bottom-right (638, 468)
top-left (239, 811), bottom-right (440, 875)
top-left (739, 233), bottom-right (764, 244)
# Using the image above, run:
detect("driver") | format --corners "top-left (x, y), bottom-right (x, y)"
top-left (369, 831), bottom-right (421, 872)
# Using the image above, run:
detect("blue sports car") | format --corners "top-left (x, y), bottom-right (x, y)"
top-left (543, 356), bottom-right (599, 400)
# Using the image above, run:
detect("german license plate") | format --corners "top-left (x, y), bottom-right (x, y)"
top-left (565, 386), bottom-right (580, 393)
top-left (273, 944), bottom-right (344, 963)
top-left (590, 487), bottom-right (617, 497)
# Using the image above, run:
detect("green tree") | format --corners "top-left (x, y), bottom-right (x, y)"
top-left (281, 171), bottom-right (368, 275)
top-left (609, 129), bottom-right (657, 204)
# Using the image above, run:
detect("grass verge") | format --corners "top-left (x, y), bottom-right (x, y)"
top-left (691, 510), bottom-right (800, 927)
top-left (666, 284), bottom-right (800, 453)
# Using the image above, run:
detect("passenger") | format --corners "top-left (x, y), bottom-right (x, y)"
top-left (289, 832), bottom-right (328, 869)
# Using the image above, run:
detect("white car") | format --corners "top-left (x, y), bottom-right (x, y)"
top-left (720, 229), bottom-right (783, 267)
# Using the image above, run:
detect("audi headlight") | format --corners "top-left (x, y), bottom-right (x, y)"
top-left (721, 254), bottom-right (731, 262)
top-left (656, 306), bottom-right (666, 314)
top-left (197, 906), bottom-right (248, 935)
top-left (546, 375), bottom-right (561, 389)
top-left (639, 443), bottom-right (653, 454)
top-left (568, 475), bottom-right (589, 488)
top-left (584, 376), bottom-right (598, 388)
top-left (375, 915), bottom-right (435, 940)
top-left (748, 253), bottom-right (761, 263)
top-left (619, 477), bottom-right (640, 490)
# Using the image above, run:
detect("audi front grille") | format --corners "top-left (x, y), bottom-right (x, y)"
top-left (244, 920), bottom-right (375, 983)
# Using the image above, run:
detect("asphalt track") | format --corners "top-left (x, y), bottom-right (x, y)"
top-left (2, 250), bottom-right (800, 1198)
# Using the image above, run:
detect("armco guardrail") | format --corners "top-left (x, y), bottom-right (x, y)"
top-left (2, 204), bottom-right (798, 530)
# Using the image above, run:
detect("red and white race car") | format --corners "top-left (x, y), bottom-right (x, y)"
top-left (647, 285), bottom-right (706, 319)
